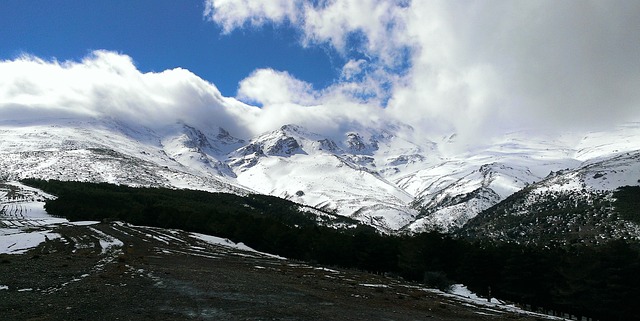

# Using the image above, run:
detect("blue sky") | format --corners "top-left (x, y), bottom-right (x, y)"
top-left (0, 0), bottom-right (341, 97)
top-left (1, 1), bottom-right (639, 140)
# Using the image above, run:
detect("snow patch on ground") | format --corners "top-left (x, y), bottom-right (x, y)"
top-left (190, 232), bottom-right (285, 259)
top-left (0, 229), bottom-right (61, 254)
top-left (67, 221), bottom-right (101, 226)
top-left (434, 284), bottom-right (571, 321)
top-left (88, 227), bottom-right (124, 254)
top-left (359, 283), bottom-right (389, 288)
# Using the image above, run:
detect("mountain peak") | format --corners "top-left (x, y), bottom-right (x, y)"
top-left (279, 124), bottom-right (304, 134)
top-left (345, 132), bottom-right (378, 154)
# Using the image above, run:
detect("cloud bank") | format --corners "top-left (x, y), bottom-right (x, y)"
top-left (2, 1), bottom-right (639, 146)
top-left (0, 51), bottom-right (386, 139)
top-left (0, 51), bottom-right (250, 134)
top-left (205, 0), bottom-right (640, 139)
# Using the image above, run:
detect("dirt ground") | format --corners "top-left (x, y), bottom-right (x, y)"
top-left (0, 222), bottom-right (555, 321)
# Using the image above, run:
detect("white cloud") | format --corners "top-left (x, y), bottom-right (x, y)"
top-left (234, 67), bottom-right (389, 136)
top-left (204, 0), bottom-right (406, 62)
top-left (341, 59), bottom-right (366, 81)
top-left (0, 51), bottom-right (254, 137)
top-left (205, 0), bottom-right (640, 140)
top-left (205, 0), bottom-right (410, 105)
top-left (237, 68), bottom-right (317, 106)
top-left (299, 0), bottom-right (406, 61)
top-left (204, 0), bottom-right (302, 33)
top-left (4, 2), bottom-right (640, 148)
top-left (0, 51), bottom-right (387, 140)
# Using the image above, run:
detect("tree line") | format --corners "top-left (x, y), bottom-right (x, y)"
top-left (22, 179), bottom-right (640, 320)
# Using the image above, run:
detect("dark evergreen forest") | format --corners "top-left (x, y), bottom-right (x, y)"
top-left (22, 179), bottom-right (640, 320)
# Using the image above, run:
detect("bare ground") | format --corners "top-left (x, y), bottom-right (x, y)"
top-left (1, 222), bottom-right (555, 321)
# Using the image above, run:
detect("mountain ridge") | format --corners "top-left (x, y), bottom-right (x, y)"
top-left (1, 117), bottom-right (639, 234)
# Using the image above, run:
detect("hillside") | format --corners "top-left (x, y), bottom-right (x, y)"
top-left (5, 180), bottom-right (639, 320)
top-left (2, 221), bottom-right (563, 321)
top-left (1, 180), bottom-right (567, 321)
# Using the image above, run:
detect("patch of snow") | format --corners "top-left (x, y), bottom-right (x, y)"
top-left (449, 284), bottom-right (491, 302)
top-left (87, 227), bottom-right (123, 254)
top-left (314, 267), bottom-right (340, 273)
top-left (425, 284), bottom-right (571, 321)
top-left (0, 229), bottom-right (61, 254)
top-left (66, 221), bottom-right (100, 226)
top-left (359, 283), bottom-right (389, 288)
top-left (190, 232), bottom-right (285, 259)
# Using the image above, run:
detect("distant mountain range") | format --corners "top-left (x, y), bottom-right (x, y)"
top-left (2, 117), bottom-right (639, 240)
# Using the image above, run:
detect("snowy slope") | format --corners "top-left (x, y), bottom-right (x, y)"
top-left (528, 151), bottom-right (640, 194)
top-left (574, 122), bottom-right (640, 161)
top-left (0, 118), bottom-right (248, 194)
top-left (396, 131), bottom-right (583, 232)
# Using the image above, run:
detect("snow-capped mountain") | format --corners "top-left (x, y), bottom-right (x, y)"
top-left (1, 117), bottom-right (639, 233)
top-left (227, 124), bottom-right (419, 231)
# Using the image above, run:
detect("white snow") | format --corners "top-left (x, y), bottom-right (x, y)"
top-left (315, 267), bottom-right (340, 273)
top-left (449, 284), bottom-right (493, 303)
top-left (359, 283), bottom-right (389, 288)
top-left (88, 227), bottom-right (124, 254)
top-left (190, 232), bottom-right (285, 259)
top-left (0, 229), bottom-right (61, 254)
top-left (67, 221), bottom-right (101, 226)
top-left (429, 284), bottom-right (570, 321)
